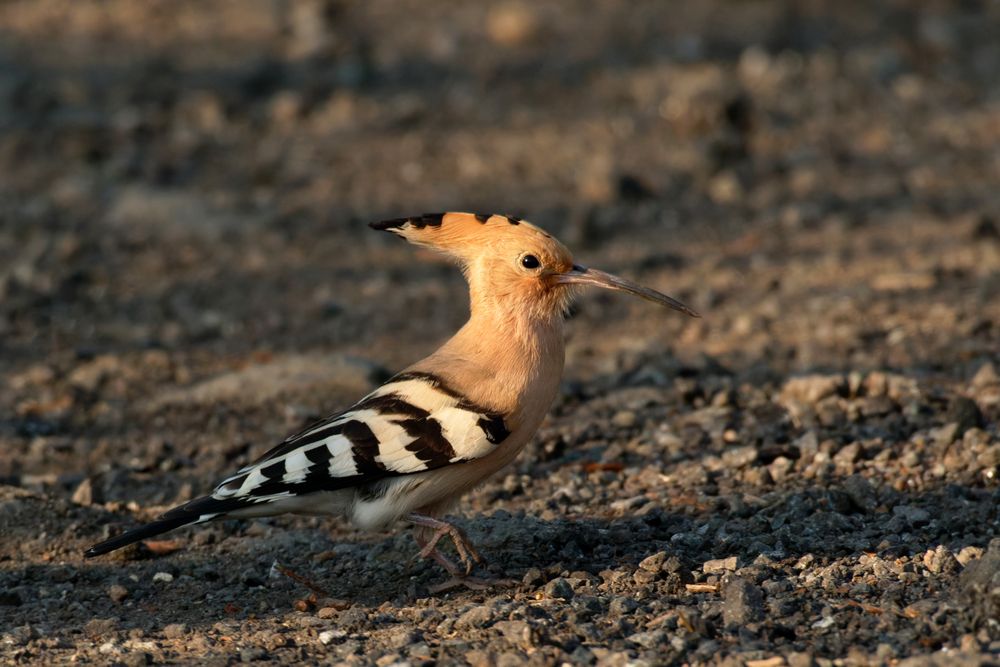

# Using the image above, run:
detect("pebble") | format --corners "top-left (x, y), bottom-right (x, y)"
top-left (486, 3), bottom-right (540, 46)
top-left (611, 410), bottom-right (638, 428)
top-left (842, 474), bottom-right (877, 513)
top-left (892, 505), bottom-right (930, 526)
top-left (703, 556), bottom-right (738, 574)
top-left (318, 630), bottom-right (346, 645)
top-left (152, 572), bottom-right (174, 584)
top-left (946, 396), bottom-right (982, 436)
top-left (971, 362), bottom-right (999, 388)
top-left (493, 620), bottom-right (534, 647)
top-left (71, 478), bottom-right (97, 506)
top-left (627, 630), bottom-right (667, 649)
top-left (84, 618), bottom-right (117, 638)
top-left (162, 623), bottom-right (187, 640)
top-left (108, 584), bottom-right (130, 603)
top-left (780, 375), bottom-right (846, 404)
top-left (632, 552), bottom-right (664, 573)
top-left (922, 546), bottom-right (960, 574)
top-left (608, 597), bottom-right (640, 616)
top-left (455, 605), bottom-right (494, 629)
top-left (722, 577), bottom-right (765, 626)
top-left (956, 546), bottom-right (984, 566)
top-left (387, 628), bottom-right (422, 649)
top-left (543, 577), bottom-right (574, 600)
top-left (239, 647), bottom-right (268, 662)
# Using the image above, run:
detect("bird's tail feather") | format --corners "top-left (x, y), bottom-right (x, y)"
top-left (84, 495), bottom-right (243, 558)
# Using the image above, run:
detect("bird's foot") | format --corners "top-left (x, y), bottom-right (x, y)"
top-left (407, 513), bottom-right (483, 575)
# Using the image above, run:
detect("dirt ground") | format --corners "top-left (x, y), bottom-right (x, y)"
top-left (1, 1), bottom-right (1000, 665)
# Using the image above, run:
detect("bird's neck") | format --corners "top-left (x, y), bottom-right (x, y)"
top-left (428, 301), bottom-right (566, 423)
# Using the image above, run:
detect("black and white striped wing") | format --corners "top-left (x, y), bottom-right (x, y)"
top-left (83, 371), bottom-right (511, 558)
top-left (209, 371), bottom-right (510, 507)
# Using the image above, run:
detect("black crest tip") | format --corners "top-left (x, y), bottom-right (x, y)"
top-left (369, 213), bottom-right (446, 232)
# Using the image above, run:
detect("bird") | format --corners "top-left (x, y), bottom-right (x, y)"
top-left (85, 212), bottom-right (699, 578)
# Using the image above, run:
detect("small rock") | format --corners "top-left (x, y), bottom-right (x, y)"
top-left (608, 596), bottom-right (640, 616)
top-left (922, 546), bottom-right (960, 574)
top-left (72, 478), bottom-right (98, 506)
top-left (946, 397), bottom-right (982, 436)
top-left (633, 568), bottom-right (657, 585)
top-left (494, 620), bottom-right (534, 647)
top-left (703, 556), bottom-right (738, 574)
top-left (123, 652), bottom-right (153, 667)
top-left (84, 618), bottom-right (117, 638)
top-left (833, 442), bottom-right (862, 465)
top-left (7, 624), bottom-right (36, 646)
top-left (811, 615), bottom-right (835, 629)
top-left (959, 539), bottom-right (1000, 623)
top-left (239, 647), bottom-right (268, 662)
top-left (152, 572), bottom-right (174, 584)
top-left (971, 362), bottom-right (999, 388)
top-left (768, 456), bottom-right (794, 481)
top-left (957, 546), bottom-right (984, 566)
top-left (627, 630), bottom-right (667, 649)
top-left (387, 628), bottom-right (422, 650)
top-left (68, 355), bottom-right (122, 392)
top-left (892, 505), bottom-right (930, 526)
top-left (543, 577), bottom-right (574, 600)
top-left (611, 410), bottom-right (638, 428)
top-left (319, 630), bottom-right (345, 645)
top-left (960, 538), bottom-right (1000, 590)
top-left (108, 584), bottom-right (130, 603)
top-left (486, 3), bottom-right (540, 46)
top-left (162, 623), bottom-right (187, 640)
top-left (522, 567), bottom-right (544, 587)
top-left (786, 653), bottom-right (818, 667)
top-left (639, 551), bottom-right (667, 572)
top-left (842, 474), bottom-right (877, 513)
top-left (455, 605), bottom-right (494, 629)
top-left (780, 375), bottom-right (846, 404)
top-left (721, 577), bottom-right (764, 626)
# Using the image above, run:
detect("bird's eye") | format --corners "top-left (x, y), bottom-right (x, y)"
top-left (520, 254), bottom-right (541, 270)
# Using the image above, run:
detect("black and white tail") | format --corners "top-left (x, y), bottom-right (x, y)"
top-left (84, 495), bottom-right (241, 558)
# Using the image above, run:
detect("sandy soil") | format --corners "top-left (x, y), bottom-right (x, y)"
top-left (1, 1), bottom-right (999, 665)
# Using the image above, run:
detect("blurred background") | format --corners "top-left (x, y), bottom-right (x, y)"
top-left (2, 0), bottom-right (1000, 516)
top-left (1, 1), bottom-right (1000, 662)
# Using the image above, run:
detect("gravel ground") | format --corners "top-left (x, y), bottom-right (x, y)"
top-left (2, 1), bottom-right (1000, 665)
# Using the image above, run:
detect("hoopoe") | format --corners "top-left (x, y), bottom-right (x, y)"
top-left (85, 213), bottom-right (698, 577)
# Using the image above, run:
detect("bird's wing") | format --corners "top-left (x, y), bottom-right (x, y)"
top-left (208, 371), bottom-right (510, 507)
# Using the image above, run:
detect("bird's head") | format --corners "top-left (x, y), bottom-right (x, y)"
top-left (370, 212), bottom-right (699, 321)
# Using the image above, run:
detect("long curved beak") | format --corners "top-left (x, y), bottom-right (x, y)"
top-left (554, 265), bottom-right (700, 318)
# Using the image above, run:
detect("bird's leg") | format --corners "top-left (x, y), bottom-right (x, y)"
top-left (410, 532), bottom-right (465, 577)
top-left (406, 513), bottom-right (483, 575)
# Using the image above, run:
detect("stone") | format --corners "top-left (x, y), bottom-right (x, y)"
top-left (639, 551), bottom-right (668, 572)
top-left (703, 556), bottom-right (738, 574)
top-left (162, 623), bottom-right (187, 640)
top-left (108, 585), bottom-right (130, 603)
top-left (842, 474), bottom-right (877, 513)
top-left (780, 375), bottom-right (846, 404)
top-left (722, 577), bottom-right (764, 626)
top-left (543, 577), bottom-right (574, 600)
top-left (455, 605), bottom-right (494, 629)
top-left (922, 546), bottom-right (960, 574)
top-left (946, 397), bottom-right (982, 437)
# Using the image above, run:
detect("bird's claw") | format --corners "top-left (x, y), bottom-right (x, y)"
top-left (408, 513), bottom-right (483, 576)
